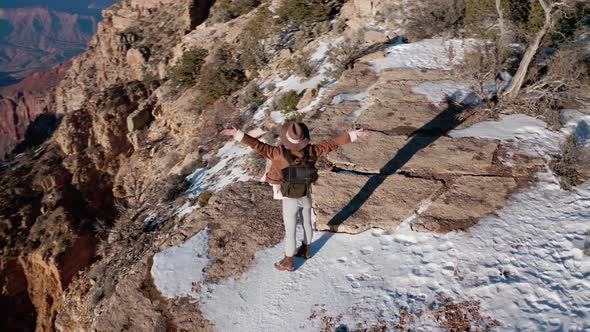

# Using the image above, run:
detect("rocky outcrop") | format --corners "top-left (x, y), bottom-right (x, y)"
top-left (55, 0), bottom-right (215, 114)
top-left (53, 181), bottom-right (279, 331)
top-left (0, 144), bottom-right (101, 332)
top-left (56, 81), bottom-right (152, 216)
top-left (201, 181), bottom-right (283, 282)
top-left (1, 2), bottom-right (221, 330)
top-left (329, 135), bottom-right (499, 176)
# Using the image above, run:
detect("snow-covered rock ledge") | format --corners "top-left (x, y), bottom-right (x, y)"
top-left (199, 175), bottom-right (590, 331)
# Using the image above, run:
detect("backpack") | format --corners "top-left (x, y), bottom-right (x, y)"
top-left (280, 146), bottom-right (318, 198)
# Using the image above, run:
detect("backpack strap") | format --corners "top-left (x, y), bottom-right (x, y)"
top-left (282, 145), bottom-right (311, 164)
top-left (302, 145), bottom-right (310, 163)
top-left (282, 146), bottom-right (294, 164)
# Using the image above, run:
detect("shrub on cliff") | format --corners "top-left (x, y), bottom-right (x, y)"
top-left (282, 50), bottom-right (319, 78)
top-left (275, 90), bottom-right (300, 113)
top-left (239, 5), bottom-right (278, 73)
top-left (238, 83), bottom-right (267, 112)
top-left (275, 0), bottom-right (344, 50)
top-left (163, 174), bottom-right (191, 201)
top-left (198, 68), bottom-right (246, 105)
top-left (239, 1), bottom-right (343, 73)
top-left (198, 47), bottom-right (246, 105)
top-left (550, 131), bottom-right (590, 190)
top-left (275, 90), bottom-right (304, 122)
top-left (170, 48), bottom-right (208, 86)
top-left (211, 0), bottom-right (261, 22)
top-left (276, 0), bottom-right (334, 27)
top-left (326, 30), bottom-right (365, 79)
top-left (198, 190), bottom-right (213, 207)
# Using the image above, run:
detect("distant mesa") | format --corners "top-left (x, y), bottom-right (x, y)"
top-left (0, 7), bottom-right (98, 86)
top-left (0, 1), bottom-right (117, 86)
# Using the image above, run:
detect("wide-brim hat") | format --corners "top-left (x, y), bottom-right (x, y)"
top-left (280, 122), bottom-right (310, 151)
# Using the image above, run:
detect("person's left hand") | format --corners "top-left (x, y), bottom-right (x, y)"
top-left (355, 128), bottom-right (370, 138)
top-left (222, 126), bottom-right (238, 137)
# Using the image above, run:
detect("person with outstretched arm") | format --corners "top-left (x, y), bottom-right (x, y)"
top-left (223, 122), bottom-right (369, 271)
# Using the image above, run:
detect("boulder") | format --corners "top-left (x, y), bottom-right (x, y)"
top-left (313, 172), bottom-right (443, 233)
top-left (126, 48), bottom-right (148, 80)
top-left (364, 30), bottom-right (389, 44)
top-left (127, 107), bottom-right (152, 132)
top-left (297, 87), bottom-right (318, 110)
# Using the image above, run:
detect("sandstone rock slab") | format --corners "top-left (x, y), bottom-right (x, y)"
top-left (412, 176), bottom-right (518, 233)
top-left (357, 101), bottom-right (440, 133)
top-left (313, 172), bottom-right (443, 233)
top-left (364, 30), bottom-right (389, 44)
top-left (328, 132), bottom-right (498, 176)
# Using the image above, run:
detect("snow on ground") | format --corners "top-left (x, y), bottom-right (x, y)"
top-left (199, 175), bottom-right (590, 331)
top-left (450, 111), bottom-right (590, 160)
top-left (255, 38), bottom-right (346, 125)
top-left (370, 39), bottom-right (476, 71)
top-left (186, 141), bottom-right (252, 196)
top-left (151, 229), bottom-right (210, 299)
top-left (256, 72), bottom-right (329, 125)
top-left (411, 81), bottom-right (475, 107)
top-left (176, 141), bottom-right (252, 216)
top-left (274, 74), bottom-right (326, 94)
top-left (331, 85), bottom-right (376, 123)
top-left (450, 114), bottom-right (563, 159)
top-left (257, 38), bottom-right (478, 125)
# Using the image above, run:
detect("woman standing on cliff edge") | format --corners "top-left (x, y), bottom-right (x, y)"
top-left (223, 122), bottom-right (368, 271)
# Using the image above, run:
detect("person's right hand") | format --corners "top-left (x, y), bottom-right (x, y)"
top-left (355, 128), bottom-right (370, 138)
top-left (222, 126), bottom-right (238, 137)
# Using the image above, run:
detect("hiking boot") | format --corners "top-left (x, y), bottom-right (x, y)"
top-left (274, 255), bottom-right (295, 271)
top-left (295, 242), bottom-right (311, 259)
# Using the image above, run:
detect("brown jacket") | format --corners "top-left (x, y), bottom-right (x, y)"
top-left (239, 132), bottom-right (353, 184)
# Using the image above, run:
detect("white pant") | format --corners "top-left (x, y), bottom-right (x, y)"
top-left (282, 194), bottom-right (313, 256)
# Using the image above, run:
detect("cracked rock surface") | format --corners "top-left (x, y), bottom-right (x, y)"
top-left (309, 68), bottom-right (543, 234)
top-left (313, 172), bottom-right (444, 233)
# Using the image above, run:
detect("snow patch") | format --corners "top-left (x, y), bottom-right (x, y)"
top-left (331, 84), bottom-right (376, 123)
top-left (450, 114), bottom-right (563, 158)
top-left (177, 141), bottom-right (252, 216)
top-left (411, 81), bottom-right (475, 106)
top-left (370, 39), bottom-right (475, 72)
top-left (151, 229), bottom-right (210, 299)
top-left (185, 141), bottom-right (252, 197)
top-left (310, 41), bottom-right (331, 62)
top-left (274, 74), bottom-right (326, 94)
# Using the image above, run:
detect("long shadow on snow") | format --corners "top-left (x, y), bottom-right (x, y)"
top-left (301, 101), bottom-right (470, 268)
